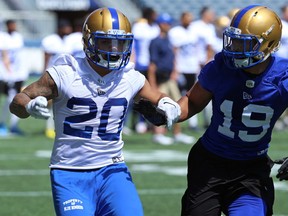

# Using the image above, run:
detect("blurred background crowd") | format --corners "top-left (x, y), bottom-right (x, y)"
top-left (1, 0), bottom-right (288, 144)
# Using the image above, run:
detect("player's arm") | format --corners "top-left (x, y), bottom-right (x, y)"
top-left (136, 79), bottom-right (165, 104)
top-left (9, 71), bottom-right (58, 119)
top-left (2, 50), bottom-right (11, 73)
top-left (178, 81), bottom-right (212, 122)
top-left (134, 79), bottom-right (180, 129)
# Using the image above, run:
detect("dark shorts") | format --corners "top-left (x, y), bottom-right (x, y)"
top-left (0, 81), bottom-right (23, 95)
top-left (181, 139), bottom-right (274, 216)
top-left (179, 73), bottom-right (197, 93)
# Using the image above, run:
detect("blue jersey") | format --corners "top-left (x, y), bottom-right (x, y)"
top-left (199, 52), bottom-right (288, 160)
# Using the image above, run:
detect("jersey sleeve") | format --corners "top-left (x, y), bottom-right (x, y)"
top-left (274, 58), bottom-right (288, 103)
top-left (123, 63), bottom-right (146, 98)
top-left (131, 71), bottom-right (146, 95)
top-left (198, 60), bottom-right (220, 92)
top-left (46, 54), bottom-right (78, 98)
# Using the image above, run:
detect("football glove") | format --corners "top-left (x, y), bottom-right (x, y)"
top-left (25, 96), bottom-right (51, 119)
top-left (274, 157), bottom-right (288, 181)
top-left (157, 97), bottom-right (181, 130)
top-left (133, 99), bottom-right (167, 126)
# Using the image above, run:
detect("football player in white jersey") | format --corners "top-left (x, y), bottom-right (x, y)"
top-left (9, 7), bottom-right (180, 216)
top-left (0, 20), bottom-right (27, 136)
top-left (0, 31), bottom-right (12, 136)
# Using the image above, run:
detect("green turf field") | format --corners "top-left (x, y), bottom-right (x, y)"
top-left (1, 94), bottom-right (288, 215)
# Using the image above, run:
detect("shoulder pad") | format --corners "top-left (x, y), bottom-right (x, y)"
top-left (53, 54), bottom-right (78, 70)
top-left (123, 62), bottom-right (135, 72)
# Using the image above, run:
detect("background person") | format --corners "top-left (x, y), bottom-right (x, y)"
top-left (0, 19), bottom-right (26, 136)
top-left (169, 11), bottom-right (201, 131)
top-left (130, 7), bottom-right (160, 134)
top-left (148, 13), bottom-right (195, 145)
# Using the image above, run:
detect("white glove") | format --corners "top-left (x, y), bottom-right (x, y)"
top-left (25, 96), bottom-right (51, 119)
top-left (157, 97), bottom-right (181, 130)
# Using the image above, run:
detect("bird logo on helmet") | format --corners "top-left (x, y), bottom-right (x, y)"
top-left (82, 7), bottom-right (134, 70)
top-left (222, 5), bottom-right (282, 69)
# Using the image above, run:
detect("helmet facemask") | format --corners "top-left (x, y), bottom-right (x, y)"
top-left (223, 27), bottom-right (264, 69)
top-left (85, 30), bottom-right (133, 70)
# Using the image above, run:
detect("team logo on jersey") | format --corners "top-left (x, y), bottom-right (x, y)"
top-left (97, 88), bottom-right (106, 96)
top-left (243, 92), bottom-right (252, 100)
top-left (245, 80), bottom-right (255, 88)
top-left (112, 156), bottom-right (124, 163)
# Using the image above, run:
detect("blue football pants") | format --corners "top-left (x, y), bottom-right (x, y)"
top-left (227, 193), bottom-right (267, 216)
top-left (50, 163), bottom-right (143, 216)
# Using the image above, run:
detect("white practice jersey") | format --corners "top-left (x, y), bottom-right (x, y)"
top-left (47, 54), bottom-right (145, 169)
top-left (0, 32), bottom-right (12, 80)
top-left (168, 25), bottom-right (201, 74)
top-left (189, 20), bottom-right (218, 64)
top-left (8, 31), bottom-right (28, 82)
top-left (65, 32), bottom-right (85, 58)
top-left (41, 34), bottom-right (71, 68)
top-left (132, 19), bottom-right (160, 70)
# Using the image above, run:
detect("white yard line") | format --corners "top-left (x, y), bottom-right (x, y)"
top-left (0, 169), bottom-right (48, 176)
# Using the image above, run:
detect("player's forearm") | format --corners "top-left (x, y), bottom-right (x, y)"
top-left (9, 92), bottom-right (31, 118)
top-left (177, 95), bottom-right (192, 122)
top-left (178, 93), bottom-right (205, 122)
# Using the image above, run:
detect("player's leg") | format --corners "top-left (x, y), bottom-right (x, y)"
top-left (181, 189), bottom-right (222, 216)
top-left (181, 140), bottom-right (222, 216)
top-left (226, 193), bottom-right (267, 216)
top-left (223, 155), bottom-right (274, 216)
top-left (97, 163), bottom-right (143, 216)
top-left (50, 169), bottom-right (95, 216)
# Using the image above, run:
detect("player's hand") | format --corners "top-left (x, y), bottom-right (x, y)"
top-left (25, 96), bottom-right (51, 119)
top-left (274, 157), bottom-right (288, 181)
top-left (157, 97), bottom-right (181, 130)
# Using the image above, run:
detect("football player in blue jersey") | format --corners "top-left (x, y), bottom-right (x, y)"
top-left (9, 8), bottom-right (181, 216)
top-left (176, 5), bottom-right (288, 216)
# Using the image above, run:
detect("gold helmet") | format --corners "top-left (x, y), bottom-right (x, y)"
top-left (82, 7), bottom-right (133, 70)
top-left (223, 5), bottom-right (282, 69)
